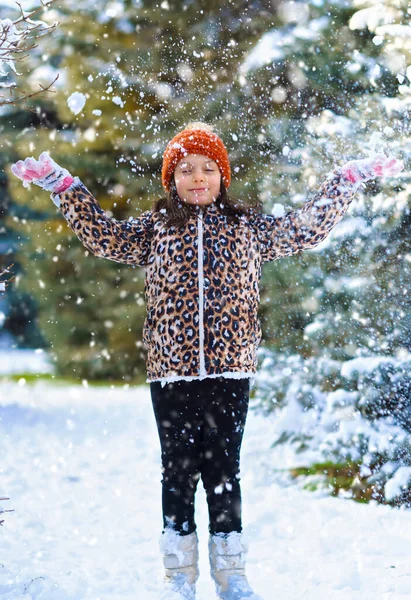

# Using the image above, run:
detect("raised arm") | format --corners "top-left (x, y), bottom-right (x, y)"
top-left (251, 154), bottom-right (404, 263)
top-left (11, 152), bottom-right (154, 267)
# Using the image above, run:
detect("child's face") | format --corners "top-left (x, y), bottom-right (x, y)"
top-left (174, 154), bottom-right (221, 206)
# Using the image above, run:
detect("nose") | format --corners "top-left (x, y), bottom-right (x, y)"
top-left (192, 169), bottom-right (206, 182)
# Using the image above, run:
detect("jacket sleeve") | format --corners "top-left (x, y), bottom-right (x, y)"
top-left (54, 177), bottom-right (154, 267)
top-left (250, 169), bottom-right (360, 263)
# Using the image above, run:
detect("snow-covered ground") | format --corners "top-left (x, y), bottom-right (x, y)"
top-left (1, 380), bottom-right (411, 600)
top-left (0, 349), bottom-right (53, 375)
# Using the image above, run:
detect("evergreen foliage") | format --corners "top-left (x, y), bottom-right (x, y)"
top-left (254, 349), bottom-right (411, 506)
top-left (252, 0), bottom-right (411, 504)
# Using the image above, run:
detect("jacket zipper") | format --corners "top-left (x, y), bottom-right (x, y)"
top-left (197, 214), bottom-right (206, 377)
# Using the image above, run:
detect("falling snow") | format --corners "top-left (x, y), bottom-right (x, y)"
top-left (67, 92), bottom-right (87, 115)
top-left (2, 1), bottom-right (411, 598)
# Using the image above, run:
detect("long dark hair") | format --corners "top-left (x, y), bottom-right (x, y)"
top-left (153, 175), bottom-right (264, 229)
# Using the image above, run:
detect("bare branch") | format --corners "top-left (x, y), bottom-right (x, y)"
top-left (0, 1), bottom-right (60, 106)
top-left (14, 0), bottom-right (56, 26)
top-left (0, 498), bottom-right (14, 527)
top-left (0, 264), bottom-right (15, 293)
top-left (0, 73), bottom-right (59, 105)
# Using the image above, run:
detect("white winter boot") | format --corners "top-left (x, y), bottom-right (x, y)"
top-left (159, 529), bottom-right (199, 600)
top-left (209, 532), bottom-right (263, 600)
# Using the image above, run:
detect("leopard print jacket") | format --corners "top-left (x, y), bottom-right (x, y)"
top-left (55, 170), bottom-right (358, 386)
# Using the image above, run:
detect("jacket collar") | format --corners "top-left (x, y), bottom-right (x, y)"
top-left (191, 201), bottom-right (218, 215)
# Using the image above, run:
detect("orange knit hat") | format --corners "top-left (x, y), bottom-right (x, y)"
top-left (161, 122), bottom-right (231, 192)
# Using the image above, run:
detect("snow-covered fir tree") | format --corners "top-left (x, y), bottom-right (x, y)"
top-left (251, 0), bottom-right (411, 505)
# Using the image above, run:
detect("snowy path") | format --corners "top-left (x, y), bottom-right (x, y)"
top-left (1, 381), bottom-right (411, 600)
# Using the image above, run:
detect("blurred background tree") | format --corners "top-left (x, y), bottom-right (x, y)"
top-left (238, 0), bottom-right (410, 363)
top-left (0, 0), bottom-right (59, 350)
top-left (1, 0), bottom-right (410, 387)
top-left (251, 0), bottom-right (411, 505)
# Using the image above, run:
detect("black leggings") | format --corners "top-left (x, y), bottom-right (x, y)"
top-left (150, 377), bottom-right (250, 536)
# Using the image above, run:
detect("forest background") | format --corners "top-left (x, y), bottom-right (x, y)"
top-left (1, 0), bottom-right (411, 503)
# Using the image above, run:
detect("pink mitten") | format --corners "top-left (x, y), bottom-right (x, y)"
top-left (11, 152), bottom-right (74, 205)
top-left (341, 154), bottom-right (404, 184)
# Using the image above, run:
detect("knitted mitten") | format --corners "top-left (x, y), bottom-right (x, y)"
top-left (11, 152), bottom-right (74, 207)
top-left (340, 153), bottom-right (403, 185)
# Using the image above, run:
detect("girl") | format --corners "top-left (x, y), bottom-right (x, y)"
top-left (11, 123), bottom-right (403, 600)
